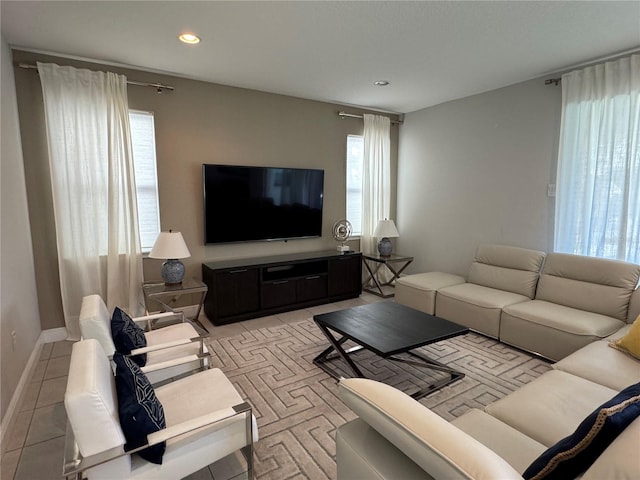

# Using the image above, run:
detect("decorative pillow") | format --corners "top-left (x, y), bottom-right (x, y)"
top-left (111, 307), bottom-right (147, 367)
top-left (523, 382), bottom-right (640, 480)
top-left (113, 353), bottom-right (166, 464)
top-left (609, 315), bottom-right (640, 360)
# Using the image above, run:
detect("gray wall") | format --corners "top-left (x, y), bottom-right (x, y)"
top-left (1, 38), bottom-right (42, 421)
top-left (397, 77), bottom-right (561, 275)
top-left (11, 49), bottom-right (399, 331)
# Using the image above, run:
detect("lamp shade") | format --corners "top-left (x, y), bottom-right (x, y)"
top-left (149, 231), bottom-right (191, 259)
top-left (374, 219), bottom-right (399, 239)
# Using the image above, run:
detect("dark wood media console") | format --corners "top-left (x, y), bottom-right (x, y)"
top-left (202, 250), bottom-right (362, 325)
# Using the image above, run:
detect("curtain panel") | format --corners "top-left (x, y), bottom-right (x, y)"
top-left (361, 114), bottom-right (392, 255)
top-left (555, 54), bottom-right (640, 264)
top-left (37, 62), bottom-right (143, 339)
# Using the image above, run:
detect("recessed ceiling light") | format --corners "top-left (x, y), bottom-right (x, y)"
top-left (374, 80), bottom-right (390, 86)
top-left (179, 33), bottom-right (201, 44)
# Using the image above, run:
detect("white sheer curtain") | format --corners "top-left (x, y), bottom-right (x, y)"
top-left (555, 54), bottom-right (640, 264)
top-left (361, 114), bottom-right (391, 254)
top-left (38, 62), bottom-right (143, 339)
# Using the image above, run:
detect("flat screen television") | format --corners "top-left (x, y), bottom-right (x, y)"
top-left (203, 164), bottom-right (324, 244)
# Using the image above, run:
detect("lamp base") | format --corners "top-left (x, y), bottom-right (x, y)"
top-left (161, 259), bottom-right (185, 285)
top-left (377, 237), bottom-right (393, 257)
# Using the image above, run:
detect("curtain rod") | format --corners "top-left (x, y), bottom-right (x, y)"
top-left (17, 63), bottom-right (175, 93)
top-left (544, 47), bottom-right (640, 86)
top-left (338, 111), bottom-right (403, 125)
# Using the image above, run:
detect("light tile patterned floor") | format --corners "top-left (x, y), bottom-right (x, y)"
top-left (1, 293), bottom-right (382, 480)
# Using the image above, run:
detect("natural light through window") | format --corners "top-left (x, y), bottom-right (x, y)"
top-left (346, 135), bottom-right (364, 236)
top-left (129, 110), bottom-right (161, 252)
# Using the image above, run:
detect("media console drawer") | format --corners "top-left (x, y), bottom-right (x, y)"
top-left (202, 251), bottom-right (361, 325)
top-left (262, 279), bottom-right (296, 309)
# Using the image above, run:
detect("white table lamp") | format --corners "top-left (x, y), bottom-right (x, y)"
top-left (149, 230), bottom-right (191, 285)
top-left (374, 219), bottom-right (399, 257)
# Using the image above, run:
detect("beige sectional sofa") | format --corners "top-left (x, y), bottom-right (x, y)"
top-left (336, 325), bottom-right (640, 479)
top-left (396, 244), bottom-right (640, 360)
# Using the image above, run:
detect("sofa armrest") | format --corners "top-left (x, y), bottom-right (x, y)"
top-left (63, 402), bottom-right (252, 477)
top-left (132, 311), bottom-right (184, 331)
top-left (130, 336), bottom-right (204, 356)
top-left (338, 378), bottom-right (522, 480)
top-left (140, 352), bottom-right (210, 375)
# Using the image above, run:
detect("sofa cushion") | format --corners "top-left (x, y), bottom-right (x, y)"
top-left (522, 382), bottom-right (640, 480)
top-left (609, 315), bottom-right (640, 359)
top-left (553, 339), bottom-right (640, 391)
top-left (500, 301), bottom-right (626, 360)
top-left (452, 409), bottom-right (547, 474)
top-left (113, 353), bottom-right (166, 464)
top-left (535, 253), bottom-right (640, 321)
top-left (339, 378), bottom-right (522, 480)
top-left (436, 283), bottom-right (530, 338)
top-left (485, 370), bottom-right (618, 447)
top-left (501, 300), bottom-right (624, 338)
top-left (112, 307), bottom-right (147, 367)
top-left (395, 272), bottom-right (465, 315)
top-left (336, 419), bottom-right (430, 480)
top-left (467, 244), bottom-right (545, 298)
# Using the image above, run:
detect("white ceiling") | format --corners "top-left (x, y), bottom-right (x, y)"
top-left (2, 1), bottom-right (639, 113)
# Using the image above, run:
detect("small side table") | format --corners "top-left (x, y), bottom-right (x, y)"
top-left (142, 278), bottom-right (209, 333)
top-left (362, 253), bottom-right (414, 298)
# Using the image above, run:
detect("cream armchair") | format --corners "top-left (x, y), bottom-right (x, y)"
top-left (64, 339), bottom-right (258, 480)
top-left (79, 294), bottom-right (209, 384)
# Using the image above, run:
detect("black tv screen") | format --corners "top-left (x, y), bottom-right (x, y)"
top-left (203, 164), bottom-right (324, 244)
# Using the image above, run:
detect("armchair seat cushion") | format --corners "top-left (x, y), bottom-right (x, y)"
top-left (154, 367), bottom-right (259, 447)
top-left (145, 322), bottom-right (202, 366)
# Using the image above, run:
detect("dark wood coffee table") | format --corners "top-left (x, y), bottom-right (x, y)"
top-left (313, 302), bottom-right (469, 399)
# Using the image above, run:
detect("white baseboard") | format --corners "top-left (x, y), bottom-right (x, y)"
top-left (0, 327), bottom-right (69, 452)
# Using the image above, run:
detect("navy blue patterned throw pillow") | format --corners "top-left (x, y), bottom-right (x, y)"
top-left (111, 307), bottom-right (147, 367)
top-left (523, 382), bottom-right (640, 480)
top-left (113, 353), bottom-right (166, 464)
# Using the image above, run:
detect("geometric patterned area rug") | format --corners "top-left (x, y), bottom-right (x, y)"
top-left (207, 318), bottom-right (551, 480)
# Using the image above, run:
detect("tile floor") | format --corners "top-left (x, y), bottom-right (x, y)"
top-left (1, 293), bottom-right (384, 480)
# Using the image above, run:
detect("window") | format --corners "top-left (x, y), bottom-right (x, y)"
top-left (554, 56), bottom-right (639, 264)
top-left (346, 135), bottom-right (364, 235)
top-left (129, 110), bottom-right (161, 252)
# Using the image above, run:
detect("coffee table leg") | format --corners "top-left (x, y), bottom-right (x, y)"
top-left (387, 351), bottom-right (465, 400)
top-left (313, 323), bottom-right (364, 380)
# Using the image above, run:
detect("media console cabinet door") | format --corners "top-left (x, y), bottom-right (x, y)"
top-left (212, 267), bottom-right (260, 319)
top-left (329, 255), bottom-right (362, 297)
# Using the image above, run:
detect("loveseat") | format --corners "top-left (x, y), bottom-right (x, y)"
top-left (336, 323), bottom-right (640, 479)
top-left (395, 244), bottom-right (640, 360)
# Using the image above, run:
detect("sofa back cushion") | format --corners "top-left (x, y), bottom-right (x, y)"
top-left (536, 253), bottom-right (640, 321)
top-left (467, 244), bottom-right (546, 299)
top-left (79, 294), bottom-right (116, 356)
top-left (65, 339), bottom-right (127, 458)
